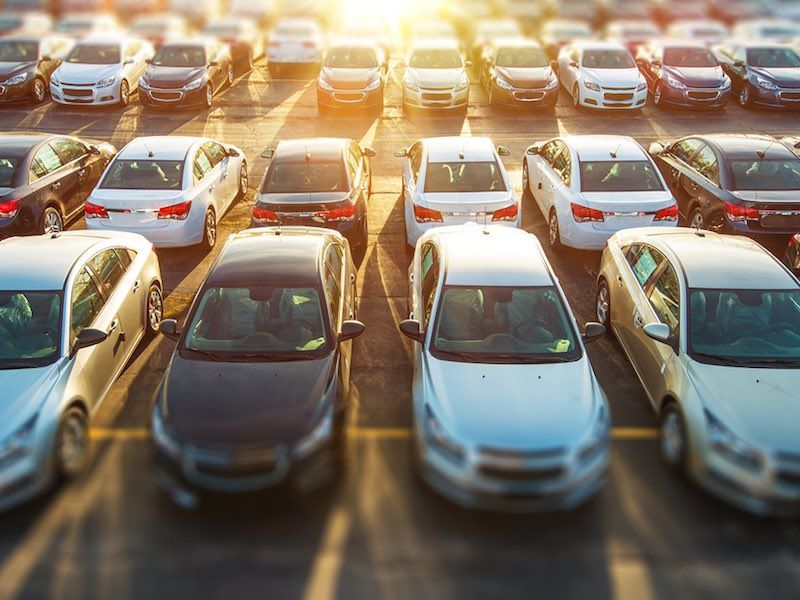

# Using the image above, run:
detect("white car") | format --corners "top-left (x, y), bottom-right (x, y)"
top-left (396, 136), bottom-right (518, 249)
top-left (665, 20), bottom-right (731, 46)
top-left (50, 37), bottom-right (154, 107)
top-left (267, 18), bottom-right (323, 78)
top-left (399, 225), bottom-right (610, 512)
top-left (85, 136), bottom-right (248, 250)
top-left (558, 41), bottom-right (648, 110)
top-left (522, 135), bottom-right (678, 250)
top-left (732, 19), bottom-right (800, 42)
top-left (402, 40), bottom-right (470, 112)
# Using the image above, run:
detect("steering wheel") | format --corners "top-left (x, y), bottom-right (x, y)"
top-left (513, 317), bottom-right (550, 340)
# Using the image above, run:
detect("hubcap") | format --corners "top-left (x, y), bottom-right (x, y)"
top-left (34, 80), bottom-right (44, 101)
top-left (206, 212), bottom-right (216, 247)
top-left (228, 66), bottom-right (234, 84)
top-left (207, 86), bottom-right (212, 106)
top-left (654, 86), bottom-right (661, 104)
top-left (121, 83), bottom-right (128, 104)
top-left (740, 88), bottom-right (748, 105)
top-left (573, 89), bottom-right (579, 107)
top-left (661, 412), bottom-right (684, 465)
top-left (596, 286), bottom-right (609, 323)
top-left (240, 165), bottom-right (248, 194)
top-left (44, 210), bottom-right (61, 233)
top-left (59, 414), bottom-right (87, 474)
top-left (522, 164), bottom-right (528, 190)
top-left (690, 210), bottom-right (704, 229)
top-left (549, 213), bottom-right (558, 245)
top-left (148, 288), bottom-right (163, 331)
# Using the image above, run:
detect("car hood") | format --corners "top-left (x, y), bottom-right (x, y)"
top-left (664, 65), bottom-right (726, 87)
top-left (582, 67), bottom-right (641, 87)
top-left (161, 353), bottom-right (337, 446)
top-left (580, 191), bottom-right (675, 212)
top-left (687, 360), bottom-right (800, 452)
top-left (144, 65), bottom-right (205, 88)
top-left (405, 67), bottom-right (466, 88)
top-left (0, 363), bottom-right (62, 434)
top-left (0, 61), bottom-right (35, 81)
top-left (423, 356), bottom-right (600, 449)
top-left (56, 62), bottom-right (121, 84)
top-left (89, 189), bottom-right (186, 208)
top-left (495, 66), bottom-right (553, 87)
top-left (257, 191), bottom-right (350, 206)
top-left (750, 66), bottom-right (800, 88)
top-left (321, 66), bottom-right (380, 88)
top-left (731, 190), bottom-right (800, 204)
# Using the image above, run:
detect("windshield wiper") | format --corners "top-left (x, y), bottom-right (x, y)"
top-left (690, 352), bottom-right (749, 367)
top-left (223, 352), bottom-right (317, 362)
top-left (742, 358), bottom-right (800, 368)
top-left (0, 360), bottom-right (44, 369)
top-left (181, 347), bottom-right (231, 361)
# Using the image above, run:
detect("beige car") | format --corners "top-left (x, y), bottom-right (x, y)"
top-left (596, 227), bottom-right (800, 515)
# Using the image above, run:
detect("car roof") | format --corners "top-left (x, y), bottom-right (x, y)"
top-left (494, 38), bottom-right (542, 49)
top-left (274, 138), bottom-right (347, 162)
top-left (206, 228), bottom-right (329, 288)
top-left (422, 137), bottom-right (497, 162)
top-left (0, 133), bottom-right (50, 157)
top-left (573, 40), bottom-right (629, 51)
top-left (117, 136), bottom-right (204, 160)
top-left (655, 38), bottom-right (710, 49)
top-left (327, 38), bottom-right (379, 51)
top-left (437, 226), bottom-right (555, 287)
top-left (699, 134), bottom-right (796, 160)
top-left (562, 135), bottom-right (645, 161)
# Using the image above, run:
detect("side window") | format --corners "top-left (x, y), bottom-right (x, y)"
top-left (690, 144), bottom-right (719, 185)
top-left (541, 141), bottom-right (560, 165)
top-left (203, 142), bottom-right (227, 167)
top-left (124, 42), bottom-right (140, 60)
top-left (670, 138), bottom-right (704, 164)
top-left (114, 247), bottom-right (134, 268)
top-left (627, 245), bottom-right (665, 288)
top-left (51, 137), bottom-right (88, 164)
top-left (648, 265), bottom-right (681, 337)
top-left (323, 244), bottom-right (344, 330)
top-left (551, 146), bottom-right (572, 186)
top-left (70, 268), bottom-right (106, 340)
top-left (570, 48), bottom-right (580, 64)
top-left (193, 149), bottom-right (213, 183)
top-left (345, 149), bottom-right (361, 185)
top-left (419, 243), bottom-right (439, 328)
top-left (30, 143), bottom-right (64, 180)
top-left (87, 249), bottom-right (127, 296)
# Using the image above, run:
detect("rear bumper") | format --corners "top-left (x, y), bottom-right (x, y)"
top-left (251, 216), bottom-right (366, 249)
top-left (560, 218), bottom-right (676, 251)
top-left (87, 213), bottom-right (205, 248)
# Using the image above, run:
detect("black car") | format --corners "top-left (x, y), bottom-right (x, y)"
top-left (479, 39), bottom-right (559, 110)
top-left (139, 40), bottom-right (234, 110)
top-left (151, 227), bottom-right (365, 505)
top-left (0, 36), bottom-right (72, 105)
top-left (316, 41), bottom-right (387, 115)
top-left (714, 42), bottom-right (800, 108)
top-left (202, 17), bottom-right (265, 72)
top-left (0, 133), bottom-right (116, 238)
top-left (251, 138), bottom-right (374, 255)
top-left (649, 134), bottom-right (800, 252)
top-left (636, 41), bottom-right (731, 108)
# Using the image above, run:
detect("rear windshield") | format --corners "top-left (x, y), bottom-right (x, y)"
top-left (582, 49), bottom-right (635, 68)
top-left (100, 159), bottom-right (184, 190)
top-left (580, 161), bottom-right (664, 192)
top-left (730, 159), bottom-right (800, 191)
top-left (663, 47), bottom-right (718, 67)
top-left (424, 161), bottom-right (506, 193)
top-left (0, 40), bottom-right (38, 62)
top-left (263, 161), bottom-right (346, 193)
top-left (325, 47), bottom-right (378, 68)
top-left (152, 45), bottom-right (205, 67)
top-left (747, 47), bottom-right (800, 68)
top-left (496, 46), bottom-right (549, 68)
top-left (409, 48), bottom-right (462, 69)
top-left (66, 44), bottom-right (121, 65)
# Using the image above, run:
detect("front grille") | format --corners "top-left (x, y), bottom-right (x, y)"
top-left (333, 92), bottom-right (365, 102)
top-left (513, 90), bottom-right (545, 101)
top-left (781, 92), bottom-right (800, 100)
top-left (688, 91), bottom-right (717, 100)
top-left (478, 446), bottom-right (565, 460)
top-left (64, 88), bottom-right (93, 97)
top-left (64, 98), bottom-right (93, 103)
top-left (604, 92), bottom-right (633, 101)
top-left (775, 470), bottom-right (800, 488)
top-left (478, 464), bottom-right (565, 482)
top-left (151, 90), bottom-right (182, 101)
top-left (422, 92), bottom-right (451, 101)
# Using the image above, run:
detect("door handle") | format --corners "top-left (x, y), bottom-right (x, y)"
top-left (208, 185), bottom-right (215, 192)
top-left (633, 311), bottom-right (643, 328)
top-left (617, 275), bottom-right (623, 286)
top-left (538, 182), bottom-right (542, 189)
top-left (52, 181), bottom-right (62, 190)
top-left (132, 280), bottom-right (141, 293)
top-left (108, 319), bottom-right (119, 334)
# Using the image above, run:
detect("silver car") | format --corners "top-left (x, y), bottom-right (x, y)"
top-left (398, 225), bottom-right (610, 512)
top-left (0, 231), bottom-right (162, 511)
top-left (597, 227), bottom-right (800, 515)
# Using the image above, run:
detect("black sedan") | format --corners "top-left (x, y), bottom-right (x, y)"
top-left (636, 41), bottom-right (731, 108)
top-left (649, 134), bottom-right (800, 252)
top-left (151, 227), bottom-right (365, 505)
top-left (0, 133), bottom-right (116, 238)
top-left (479, 39), bottom-right (558, 110)
top-left (316, 41), bottom-right (387, 116)
top-left (139, 40), bottom-right (234, 110)
top-left (714, 42), bottom-right (800, 109)
top-left (0, 36), bottom-right (72, 105)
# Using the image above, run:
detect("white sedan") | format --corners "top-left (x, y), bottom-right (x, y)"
top-left (50, 36), bottom-right (153, 107)
top-left (85, 136), bottom-right (248, 250)
top-left (396, 136), bottom-right (519, 249)
top-left (522, 135), bottom-right (678, 250)
top-left (558, 41), bottom-right (647, 110)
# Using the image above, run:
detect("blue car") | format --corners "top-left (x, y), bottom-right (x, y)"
top-left (714, 42), bottom-right (800, 109)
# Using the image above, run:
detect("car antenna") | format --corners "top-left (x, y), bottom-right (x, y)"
top-left (142, 140), bottom-right (155, 158)
top-left (757, 140), bottom-right (776, 161)
top-left (610, 141), bottom-right (621, 159)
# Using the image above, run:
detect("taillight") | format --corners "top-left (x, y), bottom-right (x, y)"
top-left (790, 234), bottom-right (799, 247)
top-left (84, 201), bottom-right (109, 219)
top-left (157, 201), bottom-right (192, 220)
top-left (654, 204), bottom-right (679, 222)
top-left (723, 201), bottom-right (759, 223)
top-left (492, 203), bottom-right (518, 222)
top-left (570, 202), bottom-right (604, 223)
top-left (252, 206), bottom-right (279, 225)
top-left (316, 203), bottom-right (356, 222)
top-left (413, 204), bottom-right (443, 223)
top-left (0, 198), bottom-right (22, 219)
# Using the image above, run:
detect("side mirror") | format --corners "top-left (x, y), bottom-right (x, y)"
top-left (227, 147), bottom-right (240, 157)
top-left (362, 146), bottom-right (376, 158)
top-left (644, 322), bottom-right (676, 350)
top-left (260, 149), bottom-right (274, 159)
top-left (159, 318), bottom-right (181, 339)
top-left (208, 60), bottom-right (219, 67)
top-left (40, 55), bottom-right (52, 62)
top-left (70, 328), bottom-right (108, 357)
top-left (581, 322), bottom-right (606, 343)
top-left (569, 60), bottom-right (578, 67)
top-left (649, 141), bottom-right (666, 156)
top-left (89, 145), bottom-right (101, 155)
top-left (339, 320), bottom-right (365, 343)
top-left (496, 145), bottom-right (511, 157)
top-left (525, 144), bottom-right (541, 156)
top-left (399, 319), bottom-right (424, 343)
top-left (144, 57), bottom-right (151, 64)
top-left (394, 147), bottom-right (408, 158)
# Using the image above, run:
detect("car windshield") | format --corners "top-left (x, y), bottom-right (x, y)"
top-left (0, 291), bottom-right (61, 368)
top-left (663, 47), bottom-right (718, 67)
top-left (496, 46), bottom-right (549, 68)
top-left (424, 161), bottom-right (506, 193)
top-left (100, 160), bottom-right (184, 190)
top-left (205, 25), bottom-right (241, 37)
top-left (409, 49), bottom-right (462, 69)
top-left (618, 27), bottom-right (659, 39)
top-left (275, 25), bottom-right (315, 37)
top-left (152, 45), bottom-right (205, 67)
top-left (761, 26), bottom-right (800, 38)
top-left (730, 159), bottom-right (800, 190)
top-left (431, 286), bottom-right (581, 364)
top-left (0, 158), bottom-right (19, 186)
top-left (547, 26), bottom-right (591, 38)
top-left (0, 17), bottom-right (22, 30)
top-left (580, 160), bottom-right (664, 192)
top-left (66, 44), bottom-right (120, 65)
top-left (747, 47), bottom-right (800, 67)
top-left (325, 47), bottom-right (378, 68)
top-left (0, 40), bottom-right (38, 62)
top-left (182, 286), bottom-right (330, 360)
top-left (689, 289), bottom-right (800, 367)
top-left (55, 20), bottom-right (92, 33)
top-left (582, 49), bottom-right (635, 68)
top-left (263, 161), bottom-right (346, 193)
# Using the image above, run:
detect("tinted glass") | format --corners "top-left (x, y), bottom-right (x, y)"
top-left (663, 47), bottom-right (718, 67)
top-left (51, 137), bottom-right (87, 164)
top-left (263, 161), bottom-right (346, 193)
top-left (730, 159), bottom-right (800, 191)
top-left (580, 161), bottom-right (664, 192)
top-left (71, 268), bottom-right (105, 340)
top-left (496, 46), bottom-right (549, 68)
top-left (648, 267), bottom-right (681, 337)
top-left (325, 47), bottom-right (379, 68)
top-left (0, 291), bottom-right (61, 366)
top-left (628, 245), bottom-right (664, 287)
top-left (747, 47), bottom-right (800, 68)
top-left (690, 146), bottom-right (719, 184)
top-left (0, 40), bottom-right (38, 61)
top-left (101, 160), bottom-right (184, 190)
top-left (203, 142), bottom-right (227, 167)
top-left (409, 49), bottom-right (463, 69)
top-left (31, 144), bottom-right (63, 179)
top-left (66, 44), bottom-right (121, 64)
top-left (193, 151), bottom-right (213, 182)
top-left (152, 45), bottom-right (205, 67)
top-left (582, 49), bottom-right (635, 68)
top-left (88, 249), bottom-right (127, 296)
top-left (0, 159), bottom-right (19, 187)
top-left (671, 138), bottom-right (704, 162)
top-left (424, 161), bottom-right (506, 193)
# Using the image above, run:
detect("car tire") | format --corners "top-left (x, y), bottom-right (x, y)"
top-left (572, 84), bottom-right (581, 109)
top-left (32, 76), bottom-right (46, 104)
top-left (548, 208), bottom-right (562, 249)
top-left (660, 402), bottom-right (688, 471)
top-left (55, 406), bottom-right (90, 480)
top-left (145, 283), bottom-right (163, 339)
top-left (653, 83), bottom-right (664, 107)
top-left (42, 205), bottom-right (63, 234)
top-left (118, 79), bottom-right (130, 107)
top-left (688, 205), bottom-right (705, 229)
top-left (204, 84), bottom-right (213, 109)
top-left (738, 83), bottom-right (752, 108)
top-left (201, 208), bottom-right (217, 251)
top-left (375, 89), bottom-right (384, 116)
top-left (522, 160), bottom-right (532, 201)
top-left (596, 278), bottom-right (611, 329)
top-left (236, 161), bottom-right (248, 200)
top-left (488, 83), bottom-right (496, 107)
top-left (246, 49), bottom-right (254, 71)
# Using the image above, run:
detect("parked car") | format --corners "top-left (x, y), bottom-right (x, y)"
top-left (636, 40), bottom-right (732, 108)
top-left (599, 0), bottom-right (653, 23)
top-left (396, 136), bottom-right (518, 249)
top-left (0, 230), bottom-right (163, 512)
top-left (50, 37), bottom-right (154, 108)
top-left (202, 17), bottom-right (264, 71)
top-left (713, 42), bottom-right (800, 108)
top-left (85, 136), bottom-right (247, 250)
top-left (139, 39), bottom-right (234, 109)
top-left (53, 13), bottom-right (120, 40)
top-left (604, 20), bottom-right (662, 55)
top-left (229, 0), bottom-right (277, 28)
top-left (0, 133), bottom-right (116, 238)
top-left (0, 11), bottom-right (51, 36)
top-left (128, 15), bottom-right (191, 50)
top-left (467, 19), bottom-right (523, 67)
top-left (151, 227), bottom-right (364, 506)
top-left (0, 35), bottom-right (73, 105)
top-left (169, 0), bottom-right (224, 29)
top-left (709, 0), bottom-right (769, 24)
top-left (337, 19), bottom-right (395, 61)
top-left (558, 41), bottom-right (648, 110)
top-left (251, 138), bottom-right (373, 254)
top-left (406, 20), bottom-right (458, 44)
top-left (545, 0), bottom-right (599, 22)
top-left (267, 17), bottom-right (323, 79)
top-left (649, 0), bottom-right (708, 23)
top-left (316, 40), bottom-right (387, 115)
top-left (479, 38), bottom-right (559, 109)
top-left (399, 225), bottom-right (609, 512)
top-left (732, 19), bottom-right (800, 42)
top-left (538, 20), bottom-right (593, 61)
top-left (769, 0), bottom-right (800, 20)
top-left (665, 20), bottom-right (730, 46)
top-left (648, 134), bottom-right (800, 252)
top-left (596, 227), bottom-right (800, 515)
top-left (402, 40), bottom-right (470, 113)
top-left (523, 135), bottom-right (677, 250)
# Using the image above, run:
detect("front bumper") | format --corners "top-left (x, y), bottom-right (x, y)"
top-left (403, 85), bottom-right (469, 110)
top-left (50, 80), bottom-right (123, 106)
top-left (578, 84), bottom-right (647, 110)
top-left (0, 453), bottom-right (53, 513)
top-left (0, 78), bottom-right (37, 103)
top-left (317, 84), bottom-right (382, 108)
top-left (491, 81), bottom-right (558, 108)
top-left (139, 84), bottom-right (208, 107)
top-left (658, 83), bottom-right (731, 108)
top-left (749, 85), bottom-right (800, 109)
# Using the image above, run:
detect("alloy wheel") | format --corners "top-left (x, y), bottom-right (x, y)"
top-left (739, 86), bottom-right (749, 107)
top-left (239, 163), bottom-right (248, 197)
top-left (147, 286), bottom-right (164, 332)
top-left (205, 85), bottom-right (213, 108)
top-left (660, 410), bottom-right (685, 466)
top-left (654, 84), bottom-right (662, 106)
top-left (548, 211), bottom-right (559, 247)
top-left (119, 81), bottom-right (129, 107)
top-left (33, 78), bottom-right (45, 103)
top-left (43, 207), bottom-right (62, 234)
top-left (596, 283), bottom-right (610, 326)
top-left (228, 65), bottom-right (234, 86)
top-left (57, 410), bottom-right (89, 477)
top-left (204, 210), bottom-right (217, 248)
top-left (690, 208), bottom-right (704, 229)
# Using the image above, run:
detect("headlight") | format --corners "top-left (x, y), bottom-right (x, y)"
top-left (705, 409), bottom-right (763, 472)
top-left (494, 75), bottom-right (513, 90)
top-left (637, 80), bottom-right (648, 91)
top-left (183, 76), bottom-right (204, 91)
top-left (721, 76), bottom-right (731, 89)
top-left (96, 75), bottom-right (116, 88)
top-left (5, 72), bottom-right (29, 86)
top-left (584, 80), bottom-right (600, 91)
top-left (293, 405), bottom-right (334, 459)
top-left (423, 405), bottom-right (464, 464)
top-left (756, 76), bottom-right (777, 91)
top-left (151, 405), bottom-right (181, 460)
top-left (50, 72), bottom-right (60, 86)
top-left (317, 76), bottom-right (335, 92)
top-left (364, 78), bottom-right (382, 92)
top-left (455, 77), bottom-right (469, 91)
top-left (403, 78), bottom-right (419, 92)
top-left (665, 75), bottom-right (686, 90)
top-left (0, 414), bottom-right (38, 467)
top-left (545, 77), bottom-right (559, 90)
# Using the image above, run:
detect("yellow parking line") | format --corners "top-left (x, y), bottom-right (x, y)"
top-left (612, 428), bottom-right (659, 440)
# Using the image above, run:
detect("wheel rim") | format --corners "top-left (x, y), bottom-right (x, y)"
top-left (596, 285), bottom-right (609, 324)
top-left (120, 82), bottom-right (128, 105)
top-left (522, 163), bottom-right (529, 191)
top-left (573, 88), bottom-right (579, 107)
top-left (205, 212), bottom-right (216, 247)
top-left (34, 79), bottom-right (45, 102)
top-left (148, 287), bottom-right (163, 331)
top-left (739, 87), bottom-right (748, 105)
top-left (59, 413), bottom-right (88, 475)
top-left (661, 411), bottom-right (684, 465)
top-left (690, 210), bottom-right (704, 229)
top-left (206, 85), bottom-right (213, 106)
top-left (44, 209), bottom-right (61, 233)
top-left (228, 65), bottom-right (234, 84)
top-left (240, 164), bottom-right (248, 195)
top-left (549, 213), bottom-right (558, 246)
top-left (654, 85), bottom-right (661, 105)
